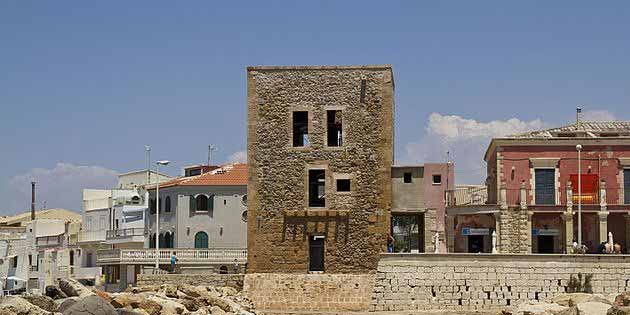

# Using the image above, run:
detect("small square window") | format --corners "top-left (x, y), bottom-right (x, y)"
top-left (432, 175), bottom-right (442, 185)
top-left (336, 179), bottom-right (351, 192)
top-left (403, 172), bottom-right (412, 183)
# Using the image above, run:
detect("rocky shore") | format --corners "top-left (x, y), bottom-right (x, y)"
top-left (0, 278), bottom-right (258, 315)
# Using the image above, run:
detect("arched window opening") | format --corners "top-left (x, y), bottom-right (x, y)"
top-left (149, 234), bottom-right (155, 248)
top-left (165, 196), bottom-right (171, 213)
top-left (69, 250), bottom-right (74, 266)
top-left (194, 231), bottom-right (209, 249)
top-left (219, 266), bottom-right (228, 274)
top-left (159, 233), bottom-right (166, 248)
top-left (149, 199), bottom-right (156, 214)
top-left (241, 195), bottom-right (248, 207)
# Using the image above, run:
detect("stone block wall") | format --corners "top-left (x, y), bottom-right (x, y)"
top-left (247, 65), bottom-right (394, 273)
top-left (244, 273), bottom-right (375, 312)
top-left (373, 254), bottom-right (630, 312)
top-left (498, 208), bottom-right (530, 254)
top-left (137, 274), bottom-right (244, 289)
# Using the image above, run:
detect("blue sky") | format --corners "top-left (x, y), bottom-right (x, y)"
top-left (1, 1), bottom-right (629, 213)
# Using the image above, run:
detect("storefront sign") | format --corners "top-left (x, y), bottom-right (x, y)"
top-left (461, 228), bottom-right (490, 236)
top-left (532, 229), bottom-right (559, 236)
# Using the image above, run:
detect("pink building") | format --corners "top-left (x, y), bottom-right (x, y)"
top-left (447, 120), bottom-right (630, 254)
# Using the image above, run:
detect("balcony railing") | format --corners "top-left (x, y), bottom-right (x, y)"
top-left (78, 230), bottom-right (107, 243)
top-left (36, 236), bottom-right (63, 246)
top-left (97, 248), bottom-right (247, 265)
top-left (106, 228), bottom-right (145, 239)
top-left (448, 185), bottom-right (630, 208)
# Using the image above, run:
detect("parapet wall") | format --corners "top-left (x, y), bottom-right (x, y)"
top-left (373, 253), bottom-right (630, 312)
top-left (244, 273), bottom-right (375, 312)
top-left (137, 274), bottom-right (244, 289)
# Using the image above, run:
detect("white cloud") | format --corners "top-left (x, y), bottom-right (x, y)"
top-left (0, 163), bottom-right (118, 214)
top-left (581, 110), bottom-right (617, 122)
top-left (227, 150), bottom-right (247, 163)
top-left (400, 113), bottom-right (545, 184)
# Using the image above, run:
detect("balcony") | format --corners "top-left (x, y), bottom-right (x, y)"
top-left (78, 230), bottom-right (107, 243)
top-left (105, 228), bottom-right (145, 245)
top-left (96, 248), bottom-right (247, 265)
top-left (35, 235), bottom-right (63, 247)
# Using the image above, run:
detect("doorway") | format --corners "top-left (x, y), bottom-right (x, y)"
top-left (391, 213), bottom-right (424, 253)
top-left (537, 236), bottom-right (554, 253)
top-left (468, 235), bottom-right (485, 253)
top-left (309, 235), bottom-right (324, 272)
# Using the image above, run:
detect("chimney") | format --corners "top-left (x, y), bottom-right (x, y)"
top-left (31, 181), bottom-right (36, 221)
top-left (576, 107), bottom-right (582, 130)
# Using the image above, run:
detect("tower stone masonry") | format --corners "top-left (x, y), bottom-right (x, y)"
top-left (246, 65), bottom-right (394, 273)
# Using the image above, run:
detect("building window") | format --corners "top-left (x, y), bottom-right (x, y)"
top-left (535, 169), bottom-right (555, 205)
top-left (131, 196), bottom-right (141, 205)
top-left (308, 170), bottom-right (326, 207)
top-left (432, 175), bottom-right (442, 185)
top-left (624, 169), bottom-right (630, 205)
top-left (292, 111), bottom-right (309, 147)
top-left (403, 172), bottom-right (412, 183)
top-left (336, 179), bottom-right (350, 192)
top-left (327, 110), bottom-right (343, 147)
top-left (149, 234), bottom-right (155, 248)
top-left (165, 196), bottom-right (171, 213)
top-left (241, 195), bottom-right (247, 206)
top-left (194, 231), bottom-right (209, 249)
top-left (196, 195), bottom-right (210, 211)
top-left (241, 211), bottom-right (248, 222)
top-left (219, 265), bottom-right (228, 274)
top-left (309, 235), bottom-right (325, 272)
top-left (149, 199), bottom-right (156, 214)
top-left (70, 250), bottom-right (74, 266)
top-left (11, 257), bottom-right (18, 268)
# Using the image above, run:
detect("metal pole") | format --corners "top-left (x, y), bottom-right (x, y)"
top-left (577, 145), bottom-right (582, 246)
top-left (31, 182), bottom-right (36, 221)
top-left (146, 146), bottom-right (151, 184)
top-left (155, 163), bottom-right (160, 270)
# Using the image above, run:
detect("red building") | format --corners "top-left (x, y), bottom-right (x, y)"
top-left (447, 121), bottom-right (630, 254)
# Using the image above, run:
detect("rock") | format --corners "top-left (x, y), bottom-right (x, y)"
top-left (115, 309), bottom-right (147, 315)
top-left (23, 295), bottom-right (58, 313)
top-left (126, 286), bottom-right (159, 294)
top-left (59, 278), bottom-right (94, 298)
top-left (147, 295), bottom-right (187, 315)
top-left (46, 285), bottom-right (68, 300)
top-left (553, 293), bottom-right (612, 307)
top-left (178, 285), bottom-right (207, 298)
top-left (64, 296), bottom-right (117, 315)
top-left (0, 296), bottom-right (49, 315)
top-left (219, 287), bottom-right (237, 297)
top-left (210, 306), bottom-right (226, 315)
top-left (94, 290), bottom-right (113, 303)
top-left (515, 302), bottom-right (569, 315)
top-left (135, 299), bottom-right (163, 315)
top-left (110, 293), bottom-right (142, 308)
top-left (179, 296), bottom-right (204, 312)
top-left (555, 306), bottom-right (579, 315)
top-left (616, 292), bottom-right (630, 306)
top-left (131, 309), bottom-right (150, 315)
top-left (576, 302), bottom-right (611, 315)
top-left (159, 284), bottom-right (179, 298)
top-left (608, 305), bottom-right (630, 315)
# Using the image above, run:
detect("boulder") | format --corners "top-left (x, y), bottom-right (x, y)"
top-left (179, 296), bottom-right (204, 312)
top-left (576, 302), bottom-right (611, 315)
top-left (58, 298), bottom-right (78, 314)
top-left (0, 296), bottom-right (49, 315)
top-left (23, 295), bottom-right (58, 313)
top-left (64, 296), bottom-right (117, 315)
top-left (552, 293), bottom-right (612, 307)
top-left (115, 309), bottom-right (147, 315)
top-left (94, 290), bottom-right (113, 303)
top-left (59, 278), bottom-right (94, 298)
top-left (218, 287), bottom-right (237, 297)
top-left (210, 306), bottom-right (225, 315)
top-left (159, 284), bottom-right (179, 298)
top-left (616, 292), bottom-right (630, 306)
top-left (110, 293), bottom-right (161, 315)
top-left (147, 295), bottom-right (187, 315)
top-left (514, 302), bottom-right (569, 315)
top-left (126, 286), bottom-right (159, 294)
top-left (608, 305), bottom-right (630, 315)
top-left (46, 285), bottom-right (68, 300)
top-left (178, 285), bottom-right (207, 298)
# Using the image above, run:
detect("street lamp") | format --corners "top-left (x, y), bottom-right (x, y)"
top-left (155, 160), bottom-right (170, 270)
top-left (576, 144), bottom-right (582, 247)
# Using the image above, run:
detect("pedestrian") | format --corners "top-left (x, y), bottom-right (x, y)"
top-left (170, 252), bottom-right (178, 273)
top-left (387, 234), bottom-right (394, 253)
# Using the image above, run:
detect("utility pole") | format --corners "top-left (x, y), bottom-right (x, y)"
top-left (31, 182), bottom-right (36, 221)
top-left (145, 146), bottom-right (151, 184)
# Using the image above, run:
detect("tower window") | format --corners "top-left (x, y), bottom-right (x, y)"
top-left (403, 172), bottom-right (412, 183)
top-left (292, 111), bottom-right (309, 147)
top-left (336, 179), bottom-right (351, 192)
top-left (327, 110), bottom-right (343, 147)
top-left (308, 170), bottom-right (326, 207)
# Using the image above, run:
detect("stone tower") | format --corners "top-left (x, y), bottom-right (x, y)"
top-left (247, 65), bottom-right (394, 273)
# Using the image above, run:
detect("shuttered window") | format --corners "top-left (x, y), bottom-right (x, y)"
top-left (535, 169), bottom-right (555, 205)
top-left (624, 169), bottom-right (630, 205)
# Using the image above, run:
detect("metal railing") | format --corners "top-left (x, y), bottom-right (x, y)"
top-left (446, 187), bottom-right (488, 206)
top-left (97, 248), bottom-right (247, 265)
top-left (106, 228), bottom-right (145, 239)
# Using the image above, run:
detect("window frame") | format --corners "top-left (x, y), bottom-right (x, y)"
top-left (403, 172), bottom-right (412, 184)
top-left (534, 168), bottom-right (557, 205)
top-left (432, 174), bottom-right (442, 185)
top-left (307, 167), bottom-right (327, 208)
top-left (291, 110), bottom-right (310, 148)
top-left (326, 109), bottom-right (343, 147)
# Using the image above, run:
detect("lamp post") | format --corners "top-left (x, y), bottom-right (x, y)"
top-left (576, 144), bottom-right (582, 247)
top-left (155, 160), bottom-right (170, 270)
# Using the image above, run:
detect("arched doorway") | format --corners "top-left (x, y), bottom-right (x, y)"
top-left (194, 231), bottom-right (208, 249)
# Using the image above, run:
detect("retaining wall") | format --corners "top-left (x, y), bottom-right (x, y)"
top-left (244, 273), bottom-right (375, 312)
top-left (136, 274), bottom-right (244, 289)
top-left (372, 253), bottom-right (630, 312)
